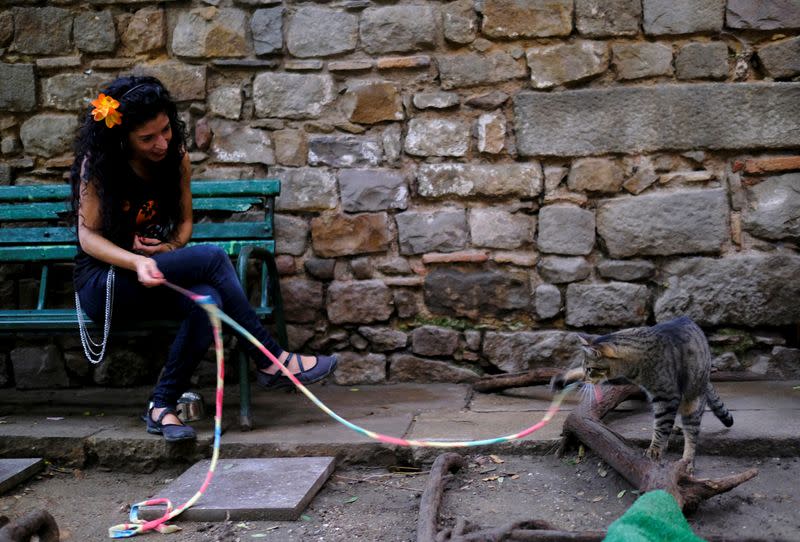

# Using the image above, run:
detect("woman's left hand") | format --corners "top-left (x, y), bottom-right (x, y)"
top-left (133, 235), bottom-right (174, 256)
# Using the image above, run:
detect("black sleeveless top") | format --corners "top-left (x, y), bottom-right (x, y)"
top-left (73, 168), bottom-right (174, 290)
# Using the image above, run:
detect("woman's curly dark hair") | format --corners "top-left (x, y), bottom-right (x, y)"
top-left (69, 75), bottom-right (188, 246)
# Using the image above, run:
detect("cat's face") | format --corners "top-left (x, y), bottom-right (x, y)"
top-left (582, 346), bottom-right (614, 383)
top-left (580, 336), bottom-right (624, 384)
top-left (551, 335), bottom-right (624, 392)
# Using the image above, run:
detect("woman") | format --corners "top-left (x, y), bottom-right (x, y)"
top-left (70, 76), bottom-right (337, 442)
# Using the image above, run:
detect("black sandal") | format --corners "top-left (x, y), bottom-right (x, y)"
top-left (145, 407), bottom-right (196, 442)
top-left (256, 353), bottom-right (338, 390)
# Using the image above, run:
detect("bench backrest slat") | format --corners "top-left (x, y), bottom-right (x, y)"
top-left (0, 202), bottom-right (67, 221)
top-left (0, 239), bottom-right (275, 262)
top-left (0, 185), bottom-right (70, 202)
top-left (0, 179), bottom-right (280, 203)
top-left (0, 179), bottom-right (279, 262)
top-left (0, 222), bottom-right (273, 247)
top-left (0, 197), bottom-right (264, 222)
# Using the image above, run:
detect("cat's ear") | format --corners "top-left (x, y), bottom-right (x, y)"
top-left (576, 334), bottom-right (594, 356)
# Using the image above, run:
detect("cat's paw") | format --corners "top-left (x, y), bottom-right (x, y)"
top-left (645, 446), bottom-right (662, 461)
top-left (678, 458), bottom-right (695, 475)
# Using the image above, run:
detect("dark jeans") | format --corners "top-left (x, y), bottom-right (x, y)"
top-left (77, 244), bottom-right (284, 409)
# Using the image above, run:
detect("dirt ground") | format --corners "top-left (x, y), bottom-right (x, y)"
top-left (1, 452), bottom-right (798, 542)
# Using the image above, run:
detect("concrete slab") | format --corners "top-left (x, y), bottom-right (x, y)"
top-left (470, 381), bottom-right (800, 414)
top-left (470, 386), bottom-right (566, 413)
top-left (139, 457), bottom-right (336, 521)
top-left (0, 458), bottom-right (44, 495)
top-left (219, 413), bottom-right (414, 467)
top-left (470, 385), bottom-right (594, 413)
top-left (605, 408), bottom-right (800, 457)
top-left (713, 380), bottom-right (800, 410)
top-left (0, 415), bottom-right (116, 467)
top-left (224, 413), bottom-right (413, 446)
top-left (248, 383), bottom-right (470, 423)
top-left (408, 409), bottom-right (571, 464)
top-left (0, 414), bottom-right (113, 438)
top-left (409, 409), bottom-right (569, 443)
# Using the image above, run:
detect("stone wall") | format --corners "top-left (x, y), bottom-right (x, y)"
top-left (1, 0), bottom-right (799, 389)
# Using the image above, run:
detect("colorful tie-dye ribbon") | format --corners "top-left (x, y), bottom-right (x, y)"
top-left (108, 287), bottom-right (223, 538)
top-left (107, 281), bottom-right (572, 537)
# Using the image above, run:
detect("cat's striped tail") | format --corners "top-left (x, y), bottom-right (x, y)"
top-left (706, 383), bottom-right (734, 427)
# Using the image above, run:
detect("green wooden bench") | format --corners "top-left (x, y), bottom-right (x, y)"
top-left (0, 179), bottom-right (286, 431)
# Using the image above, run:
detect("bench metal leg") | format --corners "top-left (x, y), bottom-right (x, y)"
top-left (238, 350), bottom-right (253, 431)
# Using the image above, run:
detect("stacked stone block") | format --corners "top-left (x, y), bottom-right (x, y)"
top-left (1, 0), bottom-right (799, 388)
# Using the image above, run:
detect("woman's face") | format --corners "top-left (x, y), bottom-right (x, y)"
top-left (127, 112), bottom-right (172, 164)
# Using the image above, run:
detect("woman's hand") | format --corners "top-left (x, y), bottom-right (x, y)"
top-left (135, 257), bottom-right (165, 287)
top-left (133, 235), bottom-right (175, 256)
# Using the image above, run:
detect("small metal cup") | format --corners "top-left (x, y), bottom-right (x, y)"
top-left (176, 391), bottom-right (205, 423)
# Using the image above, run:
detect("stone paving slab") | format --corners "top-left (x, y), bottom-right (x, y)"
top-left (713, 380), bottom-right (800, 410)
top-left (219, 413), bottom-right (416, 466)
top-left (222, 413), bottom-right (414, 446)
top-left (409, 409), bottom-right (569, 443)
top-left (468, 381), bottom-right (800, 413)
top-left (470, 386), bottom-right (586, 413)
top-left (407, 409), bottom-right (571, 464)
top-left (248, 383), bottom-right (470, 423)
top-left (605, 409), bottom-right (800, 457)
top-left (0, 415), bottom-right (115, 467)
top-left (0, 458), bottom-right (44, 495)
top-left (139, 457), bottom-right (336, 521)
top-left (0, 414), bottom-right (113, 438)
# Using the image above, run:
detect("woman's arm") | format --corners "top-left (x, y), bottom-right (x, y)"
top-left (77, 179), bottom-right (164, 286)
top-left (170, 152), bottom-right (193, 248)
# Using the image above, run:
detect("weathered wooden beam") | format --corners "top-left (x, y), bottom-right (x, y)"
top-left (471, 368), bottom-right (561, 393)
top-left (0, 510), bottom-right (59, 542)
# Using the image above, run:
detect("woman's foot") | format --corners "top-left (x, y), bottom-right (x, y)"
top-left (260, 351), bottom-right (319, 376)
top-left (145, 406), bottom-right (196, 442)
top-left (256, 353), bottom-right (338, 390)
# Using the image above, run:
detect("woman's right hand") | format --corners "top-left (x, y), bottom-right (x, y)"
top-left (135, 257), bottom-right (165, 287)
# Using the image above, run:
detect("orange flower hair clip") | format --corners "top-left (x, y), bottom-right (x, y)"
top-left (90, 93), bottom-right (122, 128)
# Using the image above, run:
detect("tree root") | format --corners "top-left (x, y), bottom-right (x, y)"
top-left (418, 380), bottom-right (768, 541)
top-left (471, 368), bottom-right (561, 394)
top-left (417, 452), bottom-right (466, 542)
top-left (0, 510), bottom-right (59, 542)
top-left (559, 384), bottom-right (758, 513)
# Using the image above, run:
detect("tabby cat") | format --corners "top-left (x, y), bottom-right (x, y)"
top-left (552, 316), bottom-right (733, 470)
